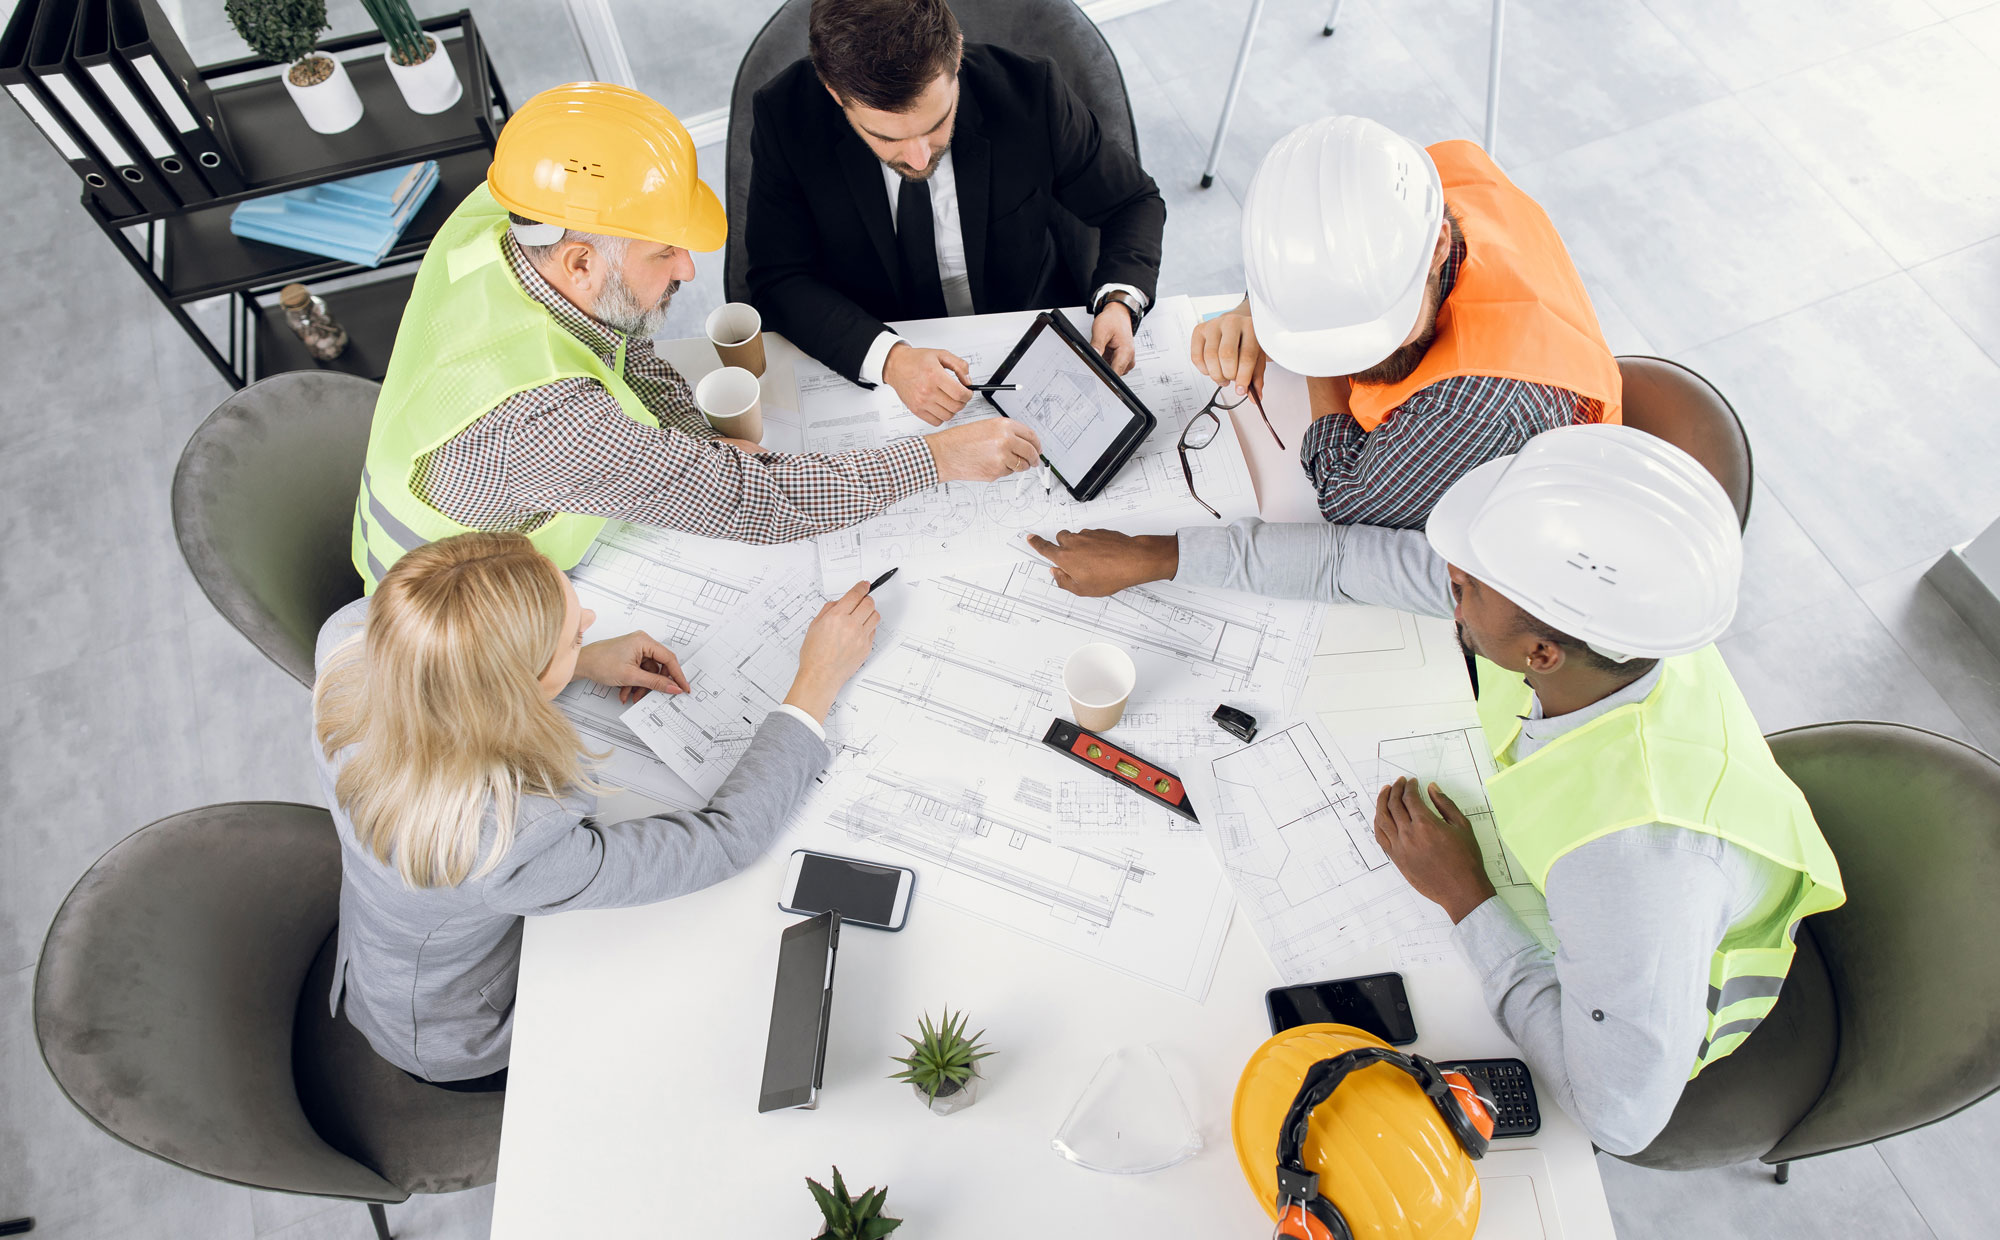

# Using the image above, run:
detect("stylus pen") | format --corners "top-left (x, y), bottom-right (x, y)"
top-left (966, 383), bottom-right (1016, 392)
top-left (867, 567), bottom-right (899, 594)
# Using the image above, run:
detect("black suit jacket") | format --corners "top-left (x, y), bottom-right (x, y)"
top-left (745, 44), bottom-right (1167, 382)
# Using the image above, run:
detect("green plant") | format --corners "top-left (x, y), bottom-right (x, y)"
top-left (358, 0), bottom-right (434, 66)
top-left (889, 1008), bottom-right (994, 1101)
top-left (223, 0), bottom-right (330, 66)
top-left (804, 1166), bottom-right (902, 1240)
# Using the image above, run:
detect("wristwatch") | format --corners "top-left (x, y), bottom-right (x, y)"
top-left (1092, 288), bottom-right (1145, 331)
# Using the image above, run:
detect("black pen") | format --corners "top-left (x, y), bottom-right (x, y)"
top-left (966, 383), bottom-right (1016, 392)
top-left (867, 567), bottom-right (899, 594)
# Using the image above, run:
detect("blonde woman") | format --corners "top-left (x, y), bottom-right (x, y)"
top-left (312, 531), bottom-right (878, 1088)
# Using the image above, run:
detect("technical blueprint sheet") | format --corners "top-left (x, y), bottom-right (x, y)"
top-left (794, 297), bottom-right (1262, 590)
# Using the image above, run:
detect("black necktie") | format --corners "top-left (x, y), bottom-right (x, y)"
top-left (895, 176), bottom-right (949, 320)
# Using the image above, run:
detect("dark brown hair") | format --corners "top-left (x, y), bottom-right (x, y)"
top-left (809, 0), bottom-right (963, 113)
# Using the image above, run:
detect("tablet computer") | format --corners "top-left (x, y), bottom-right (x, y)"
top-left (984, 310), bottom-right (1158, 501)
top-left (757, 910), bottom-right (841, 1112)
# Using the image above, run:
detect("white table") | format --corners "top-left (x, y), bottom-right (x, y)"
top-left (488, 307), bottom-right (1615, 1240)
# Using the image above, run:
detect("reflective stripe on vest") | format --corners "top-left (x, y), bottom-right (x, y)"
top-left (350, 184), bottom-right (659, 593)
top-left (1472, 647), bottom-right (1845, 1077)
top-left (1347, 141), bottom-right (1623, 432)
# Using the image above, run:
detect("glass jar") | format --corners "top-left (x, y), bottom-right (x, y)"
top-left (278, 283), bottom-right (349, 362)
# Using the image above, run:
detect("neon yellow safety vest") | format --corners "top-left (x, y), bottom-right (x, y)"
top-left (1473, 646), bottom-right (1845, 1077)
top-left (350, 185), bottom-right (659, 592)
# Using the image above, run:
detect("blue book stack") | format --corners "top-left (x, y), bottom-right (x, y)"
top-left (229, 161), bottom-right (441, 268)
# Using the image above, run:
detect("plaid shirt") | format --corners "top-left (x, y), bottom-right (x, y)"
top-left (410, 237), bottom-right (937, 543)
top-left (1301, 236), bottom-right (1597, 530)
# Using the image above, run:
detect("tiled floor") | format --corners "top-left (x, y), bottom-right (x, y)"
top-left (4, 1), bottom-right (1998, 1236)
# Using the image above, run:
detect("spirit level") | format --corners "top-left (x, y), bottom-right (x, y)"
top-left (1041, 719), bottom-right (1199, 823)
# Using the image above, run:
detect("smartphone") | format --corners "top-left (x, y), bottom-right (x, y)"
top-left (778, 849), bottom-right (914, 931)
top-left (1266, 971), bottom-right (1418, 1045)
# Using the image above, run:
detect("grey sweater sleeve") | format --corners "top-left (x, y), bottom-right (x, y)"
top-left (481, 711), bottom-right (829, 915)
top-left (1452, 827), bottom-right (1738, 1155)
top-left (1173, 519), bottom-right (1454, 617)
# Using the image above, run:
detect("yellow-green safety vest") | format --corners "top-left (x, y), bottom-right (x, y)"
top-left (1473, 645), bottom-right (1845, 1077)
top-left (350, 185), bottom-right (659, 592)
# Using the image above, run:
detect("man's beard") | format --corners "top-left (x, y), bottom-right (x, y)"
top-left (1349, 272), bottom-right (1443, 387)
top-left (1455, 619), bottom-right (1478, 661)
top-left (888, 142), bottom-right (952, 183)
top-left (593, 265), bottom-right (680, 338)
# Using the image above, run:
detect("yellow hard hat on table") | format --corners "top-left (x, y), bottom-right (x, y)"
top-left (1234, 1024), bottom-right (1488, 1239)
top-left (487, 81), bottom-right (726, 252)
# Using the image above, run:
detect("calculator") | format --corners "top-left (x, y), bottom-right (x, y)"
top-left (1437, 1057), bottom-right (1541, 1138)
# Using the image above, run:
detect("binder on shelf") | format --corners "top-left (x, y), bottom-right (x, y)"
top-left (27, 0), bottom-right (178, 215)
top-left (1, 0), bottom-right (140, 217)
top-left (75, 0), bottom-right (209, 203)
top-left (112, 0), bottom-right (243, 195)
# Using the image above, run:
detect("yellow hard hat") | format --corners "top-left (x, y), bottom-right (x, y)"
top-left (1233, 1025), bottom-right (1486, 1240)
top-left (487, 82), bottom-right (726, 252)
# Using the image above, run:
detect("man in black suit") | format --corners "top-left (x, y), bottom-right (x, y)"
top-left (746, 0), bottom-right (1168, 425)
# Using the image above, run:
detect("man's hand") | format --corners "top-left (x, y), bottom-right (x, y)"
top-left (927, 418), bottom-right (1041, 482)
top-left (884, 342), bottom-right (973, 426)
top-left (1091, 301), bottom-right (1137, 375)
top-left (784, 581), bottom-right (882, 722)
top-left (1025, 529), bottom-right (1178, 597)
top-left (573, 631), bottom-right (691, 705)
top-left (1190, 301), bottom-right (1264, 395)
top-left (1374, 777), bottom-right (1496, 924)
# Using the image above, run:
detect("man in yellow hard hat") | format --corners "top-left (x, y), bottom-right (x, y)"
top-left (352, 82), bottom-right (1040, 592)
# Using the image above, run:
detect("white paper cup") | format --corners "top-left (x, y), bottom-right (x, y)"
top-left (1064, 643), bottom-right (1137, 732)
top-left (705, 302), bottom-right (766, 376)
top-left (694, 366), bottom-right (764, 444)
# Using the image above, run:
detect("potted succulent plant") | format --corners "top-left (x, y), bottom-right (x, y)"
top-left (805, 1167), bottom-right (902, 1240)
top-left (360, 0), bottom-right (462, 114)
top-left (889, 1008), bottom-right (994, 1117)
top-left (224, 0), bottom-right (361, 134)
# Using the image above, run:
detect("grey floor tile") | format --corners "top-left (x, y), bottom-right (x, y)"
top-left (179, 582), bottom-right (322, 807)
top-left (1857, 560), bottom-right (2000, 758)
top-left (384, 1183), bottom-right (497, 1239)
top-left (1679, 273), bottom-right (2000, 586)
top-left (250, 1187), bottom-right (350, 1237)
top-left (1586, 266), bottom-right (1657, 357)
top-left (1958, 3), bottom-right (2000, 64)
top-left (1739, 24), bottom-right (2000, 268)
top-left (1595, 1144), bottom-right (1936, 1239)
top-left (1638, 0), bottom-right (1945, 91)
top-left (1509, 96), bottom-right (1897, 354)
top-left (1931, 0), bottom-right (1999, 20)
top-left (1726, 487), bottom-right (1853, 640)
top-left (1875, 1090), bottom-right (2000, 1240)
top-left (1718, 580), bottom-right (1975, 742)
top-left (1124, 74), bottom-right (1249, 298)
top-left (0, 966), bottom-right (259, 1240)
top-left (1911, 236), bottom-right (2000, 367)
top-left (1373, 0), bottom-right (1729, 168)
top-left (0, 630), bottom-right (210, 975)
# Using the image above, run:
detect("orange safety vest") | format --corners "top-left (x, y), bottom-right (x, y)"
top-left (1347, 141), bottom-right (1622, 432)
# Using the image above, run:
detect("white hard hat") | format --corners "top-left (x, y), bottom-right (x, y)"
top-left (1425, 425), bottom-right (1743, 660)
top-left (1243, 116), bottom-right (1445, 378)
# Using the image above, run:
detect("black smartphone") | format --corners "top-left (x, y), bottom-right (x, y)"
top-left (778, 849), bottom-right (913, 931)
top-left (1266, 972), bottom-right (1418, 1045)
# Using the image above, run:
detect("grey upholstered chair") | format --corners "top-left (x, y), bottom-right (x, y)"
top-left (723, 0), bottom-right (1140, 305)
top-left (34, 803), bottom-right (503, 1240)
top-left (1616, 355), bottom-right (1754, 531)
top-left (173, 372), bottom-right (375, 688)
top-left (1618, 722), bottom-right (2000, 1180)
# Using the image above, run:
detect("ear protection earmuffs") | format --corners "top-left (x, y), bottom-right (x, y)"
top-left (1271, 1047), bottom-right (1496, 1240)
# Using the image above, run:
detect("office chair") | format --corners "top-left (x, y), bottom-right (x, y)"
top-left (34, 802), bottom-right (503, 1240)
top-left (1616, 355), bottom-right (1754, 531)
top-left (173, 372), bottom-right (374, 689)
top-left (723, 0), bottom-right (1141, 306)
top-left (1616, 722), bottom-right (2000, 1179)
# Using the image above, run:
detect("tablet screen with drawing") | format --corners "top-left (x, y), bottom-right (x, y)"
top-left (985, 311), bottom-right (1157, 501)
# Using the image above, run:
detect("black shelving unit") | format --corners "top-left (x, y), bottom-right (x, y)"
top-left (85, 11), bottom-right (509, 388)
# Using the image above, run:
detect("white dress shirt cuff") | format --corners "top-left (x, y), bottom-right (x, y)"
top-left (860, 331), bottom-right (904, 387)
top-left (1092, 284), bottom-right (1152, 315)
top-left (770, 703), bottom-right (828, 740)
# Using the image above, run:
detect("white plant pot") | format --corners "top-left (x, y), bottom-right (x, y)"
top-left (385, 38), bottom-right (462, 115)
top-left (283, 55), bottom-right (363, 135)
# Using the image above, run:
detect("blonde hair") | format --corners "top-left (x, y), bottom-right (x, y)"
top-left (314, 532), bottom-right (598, 888)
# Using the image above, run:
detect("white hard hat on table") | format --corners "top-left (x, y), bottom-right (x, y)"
top-left (1424, 425), bottom-right (1743, 661)
top-left (1242, 115), bottom-right (1445, 377)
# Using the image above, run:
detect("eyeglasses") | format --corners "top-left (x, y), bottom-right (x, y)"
top-left (1178, 385), bottom-right (1285, 519)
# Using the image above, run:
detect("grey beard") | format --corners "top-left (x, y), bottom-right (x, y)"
top-left (593, 268), bottom-right (679, 338)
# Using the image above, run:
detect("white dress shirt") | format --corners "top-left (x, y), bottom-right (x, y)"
top-left (859, 154), bottom-right (1150, 386)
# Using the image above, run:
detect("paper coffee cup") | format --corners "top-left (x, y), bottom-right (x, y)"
top-left (706, 302), bottom-right (766, 377)
top-left (1064, 642), bottom-right (1137, 732)
top-left (694, 366), bottom-right (764, 444)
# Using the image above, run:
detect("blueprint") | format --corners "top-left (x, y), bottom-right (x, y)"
top-left (797, 297), bottom-right (1262, 590)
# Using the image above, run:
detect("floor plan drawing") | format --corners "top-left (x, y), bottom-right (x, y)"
top-left (1023, 370), bottom-right (1103, 452)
